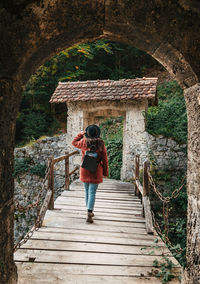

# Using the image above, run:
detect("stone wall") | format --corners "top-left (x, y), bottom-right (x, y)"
top-left (147, 134), bottom-right (187, 170)
top-left (14, 134), bottom-right (79, 243)
top-left (121, 133), bottom-right (187, 181)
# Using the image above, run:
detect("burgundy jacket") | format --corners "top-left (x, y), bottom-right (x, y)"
top-left (72, 133), bottom-right (109, 184)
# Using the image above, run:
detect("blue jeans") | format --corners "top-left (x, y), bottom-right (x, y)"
top-left (83, 183), bottom-right (98, 211)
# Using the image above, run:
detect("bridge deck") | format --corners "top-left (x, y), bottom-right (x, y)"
top-left (15, 179), bottom-right (181, 283)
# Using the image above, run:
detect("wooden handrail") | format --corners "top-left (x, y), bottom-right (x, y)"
top-left (53, 150), bottom-right (79, 164)
top-left (134, 155), bottom-right (154, 234)
top-left (46, 150), bottom-right (79, 211)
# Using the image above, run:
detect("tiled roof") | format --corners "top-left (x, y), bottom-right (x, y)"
top-left (50, 78), bottom-right (158, 103)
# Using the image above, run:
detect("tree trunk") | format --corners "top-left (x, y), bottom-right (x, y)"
top-left (183, 84), bottom-right (200, 284)
top-left (0, 79), bottom-right (22, 284)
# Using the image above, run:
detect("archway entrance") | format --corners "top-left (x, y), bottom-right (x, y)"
top-left (1, 2), bottom-right (200, 283)
top-left (50, 78), bottom-right (157, 180)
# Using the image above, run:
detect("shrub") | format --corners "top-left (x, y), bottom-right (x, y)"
top-left (30, 164), bottom-right (47, 178)
top-left (146, 81), bottom-right (187, 143)
top-left (14, 158), bottom-right (47, 179)
top-left (100, 117), bottom-right (123, 180)
top-left (13, 158), bottom-right (31, 177)
top-left (16, 111), bottom-right (47, 143)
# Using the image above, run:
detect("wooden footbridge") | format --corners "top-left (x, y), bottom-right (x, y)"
top-left (14, 153), bottom-right (181, 283)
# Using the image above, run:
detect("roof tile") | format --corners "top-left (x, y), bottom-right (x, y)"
top-left (50, 78), bottom-right (158, 104)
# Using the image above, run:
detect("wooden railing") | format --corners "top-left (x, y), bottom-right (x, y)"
top-left (14, 150), bottom-right (79, 251)
top-left (134, 155), bottom-right (154, 234)
top-left (40, 150), bottom-right (79, 222)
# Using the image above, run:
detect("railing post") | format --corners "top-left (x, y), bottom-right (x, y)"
top-left (142, 160), bottom-right (154, 234)
top-left (142, 161), bottom-right (150, 217)
top-left (48, 157), bottom-right (54, 210)
top-left (143, 161), bottom-right (150, 197)
top-left (65, 151), bottom-right (70, 190)
top-left (135, 155), bottom-right (140, 196)
top-left (135, 154), bottom-right (140, 180)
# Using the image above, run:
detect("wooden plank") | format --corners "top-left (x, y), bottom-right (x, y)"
top-left (42, 215), bottom-right (146, 228)
top-left (62, 191), bottom-right (136, 199)
top-left (50, 208), bottom-right (144, 222)
top-left (42, 223), bottom-right (148, 234)
top-left (143, 196), bottom-right (154, 234)
top-left (56, 195), bottom-right (141, 206)
top-left (16, 267), bottom-right (180, 284)
top-left (38, 226), bottom-right (158, 241)
top-left (19, 239), bottom-right (169, 256)
top-left (56, 195), bottom-right (137, 203)
top-left (54, 205), bottom-right (143, 215)
top-left (25, 231), bottom-right (163, 247)
top-left (44, 210), bottom-right (145, 223)
top-left (70, 185), bottom-right (134, 191)
top-left (55, 203), bottom-right (142, 212)
top-left (63, 187), bottom-right (135, 194)
top-left (16, 262), bottom-right (180, 277)
top-left (14, 249), bottom-right (180, 266)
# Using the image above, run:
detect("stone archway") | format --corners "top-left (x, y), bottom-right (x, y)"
top-left (50, 78), bottom-right (158, 181)
top-left (1, 1), bottom-right (200, 283)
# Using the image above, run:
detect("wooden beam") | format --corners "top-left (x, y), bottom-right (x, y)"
top-left (142, 196), bottom-right (154, 234)
top-left (135, 180), bottom-right (143, 195)
top-left (53, 150), bottom-right (79, 164)
top-left (48, 158), bottom-right (54, 210)
top-left (143, 161), bottom-right (150, 197)
top-left (65, 152), bottom-right (69, 190)
top-left (39, 190), bottom-right (52, 226)
top-left (69, 166), bottom-right (79, 177)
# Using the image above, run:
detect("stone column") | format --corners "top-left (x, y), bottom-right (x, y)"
top-left (182, 84), bottom-right (200, 284)
top-left (0, 79), bottom-right (22, 284)
top-left (121, 102), bottom-right (148, 180)
top-left (66, 102), bottom-right (84, 168)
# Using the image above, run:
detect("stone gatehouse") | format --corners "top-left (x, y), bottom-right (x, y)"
top-left (50, 78), bottom-right (157, 180)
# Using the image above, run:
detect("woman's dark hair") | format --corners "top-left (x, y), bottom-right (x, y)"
top-left (85, 137), bottom-right (104, 151)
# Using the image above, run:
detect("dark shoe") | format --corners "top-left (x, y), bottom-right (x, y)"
top-left (86, 212), bottom-right (93, 223)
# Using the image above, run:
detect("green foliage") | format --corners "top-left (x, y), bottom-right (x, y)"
top-left (100, 117), bottom-right (123, 180)
top-left (30, 164), bottom-right (46, 178)
top-left (146, 81), bottom-right (187, 143)
top-left (13, 158), bottom-right (31, 177)
top-left (14, 158), bottom-right (46, 178)
top-left (16, 40), bottom-right (159, 145)
top-left (16, 111), bottom-right (47, 143)
top-left (153, 256), bottom-right (176, 283)
top-left (149, 169), bottom-right (187, 266)
top-left (106, 139), bottom-right (123, 180)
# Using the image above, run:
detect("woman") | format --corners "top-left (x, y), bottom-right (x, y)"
top-left (72, 124), bottom-right (109, 223)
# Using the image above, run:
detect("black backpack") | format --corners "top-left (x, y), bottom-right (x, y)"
top-left (81, 145), bottom-right (99, 173)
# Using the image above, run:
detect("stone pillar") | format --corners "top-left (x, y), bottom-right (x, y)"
top-left (0, 79), bottom-right (22, 284)
top-left (66, 102), bottom-right (84, 149)
top-left (66, 102), bottom-right (84, 167)
top-left (121, 102), bottom-right (148, 180)
top-left (182, 84), bottom-right (200, 284)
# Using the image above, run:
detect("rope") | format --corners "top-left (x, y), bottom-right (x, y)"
top-left (14, 163), bottom-right (51, 251)
top-left (148, 170), bottom-right (186, 203)
top-left (14, 164), bottom-right (50, 212)
top-left (147, 170), bottom-right (186, 254)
